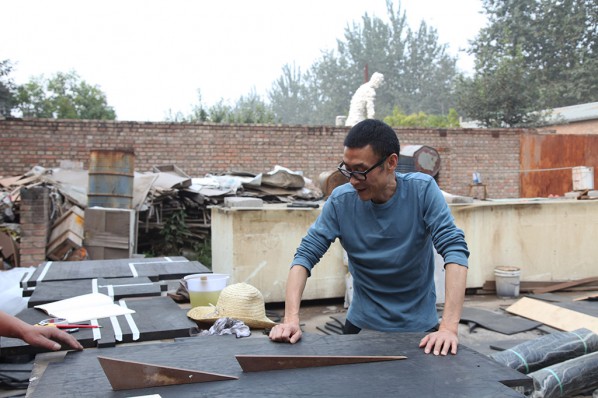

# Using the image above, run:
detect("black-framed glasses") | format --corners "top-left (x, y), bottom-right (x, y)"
top-left (337, 156), bottom-right (388, 181)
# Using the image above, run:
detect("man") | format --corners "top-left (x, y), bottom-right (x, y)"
top-left (269, 119), bottom-right (469, 356)
top-left (0, 310), bottom-right (83, 351)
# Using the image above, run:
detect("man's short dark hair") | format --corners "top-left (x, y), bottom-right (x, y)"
top-left (344, 119), bottom-right (400, 158)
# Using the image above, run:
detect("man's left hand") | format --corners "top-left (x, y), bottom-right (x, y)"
top-left (418, 328), bottom-right (459, 356)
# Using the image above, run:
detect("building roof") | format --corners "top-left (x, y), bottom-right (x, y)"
top-left (547, 101), bottom-right (598, 124)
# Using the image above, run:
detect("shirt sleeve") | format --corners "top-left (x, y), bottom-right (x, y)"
top-left (422, 178), bottom-right (470, 267)
top-left (291, 198), bottom-right (340, 276)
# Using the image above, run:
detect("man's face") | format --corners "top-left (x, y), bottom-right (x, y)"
top-left (341, 145), bottom-right (396, 204)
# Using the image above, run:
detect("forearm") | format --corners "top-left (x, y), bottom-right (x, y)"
top-left (0, 311), bottom-right (28, 339)
top-left (439, 263), bottom-right (467, 333)
top-left (284, 265), bottom-right (309, 323)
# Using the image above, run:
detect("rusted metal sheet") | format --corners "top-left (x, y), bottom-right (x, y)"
top-left (97, 356), bottom-right (237, 390)
top-left (520, 135), bottom-right (598, 197)
top-left (88, 148), bottom-right (135, 209)
top-left (235, 355), bottom-right (407, 372)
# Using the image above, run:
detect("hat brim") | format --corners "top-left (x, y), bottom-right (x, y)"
top-left (187, 306), bottom-right (276, 329)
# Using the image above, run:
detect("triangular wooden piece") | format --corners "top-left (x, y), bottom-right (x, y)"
top-left (97, 356), bottom-right (237, 390)
top-left (235, 355), bottom-right (407, 372)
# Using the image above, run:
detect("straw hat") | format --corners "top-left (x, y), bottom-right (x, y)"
top-left (187, 283), bottom-right (276, 329)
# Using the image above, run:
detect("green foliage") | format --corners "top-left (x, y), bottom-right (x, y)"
top-left (0, 60), bottom-right (17, 117)
top-left (159, 209), bottom-right (190, 256)
top-left (191, 237), bottom-right (212, 268)
top-left (458, 0), bottom-right (597, 126)
top-left (15, 70), bottom-right (116, 120)
top-left (384, 107), bottom-right (460, 128)
top-left (165, 89), bottom-right (275, 124)
top-left (268, 0), bottom-right (459, 125)
top-left (456, 55), bottom-right (546, 127)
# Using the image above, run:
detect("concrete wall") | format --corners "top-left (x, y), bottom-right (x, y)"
top-left (1, 119), bottom-right (525, 198)
top-left (211, 205), bottom-right (346, 303)
top-left (538, 119), bottom-right (598, 135)
top-left (211, 200), bottom-right (598, 303)
top-left (452, 200), bottom-right (598, 287)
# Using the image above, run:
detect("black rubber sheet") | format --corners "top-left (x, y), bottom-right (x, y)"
top-left (0, 296), bottom-right (197, 357)
top-left (460, 306), bottom-right (541, 335)
top-left (25, 277), bottom-right (166, 307)
top-left (26, 331), bottom-right (532, 397)
top-left (21, 256), bottom-right (209, 287)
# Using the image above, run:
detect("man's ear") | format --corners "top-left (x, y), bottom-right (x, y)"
top-left (387, 153), bottom-right (399, 170)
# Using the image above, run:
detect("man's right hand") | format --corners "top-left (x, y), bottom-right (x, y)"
top-left (268, 319), bottom-right (302, 344)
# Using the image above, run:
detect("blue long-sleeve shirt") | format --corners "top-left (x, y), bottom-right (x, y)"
top-left (292, 172), bottom-right (469, 332)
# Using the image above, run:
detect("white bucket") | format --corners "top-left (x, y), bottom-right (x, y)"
top-left (494, 266), bottom-right (521, 298)
top-left (184, 273), bottom-right (229, 308)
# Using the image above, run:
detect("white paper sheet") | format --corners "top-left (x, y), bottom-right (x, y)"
top-left (34, 293), bottom-right (135, 323)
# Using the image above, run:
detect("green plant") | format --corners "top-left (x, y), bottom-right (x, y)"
top-left (192, 237), bottom-right (212, 268)
top-left (159, 209), bottom-right (190, 255)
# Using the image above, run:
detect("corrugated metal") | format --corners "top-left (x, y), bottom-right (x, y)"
top-left (88, 149), bottom-right (135, 209)
top-left (547, 102), bottom-right (598, 124)
top-left (520, 135), bottom-right (598, 197)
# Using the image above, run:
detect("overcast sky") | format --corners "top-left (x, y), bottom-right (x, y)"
top-left (2, 0), bottom-right (487, 122)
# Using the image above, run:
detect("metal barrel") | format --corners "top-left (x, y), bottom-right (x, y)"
top-left (88, 149), bottom-right (135, 209)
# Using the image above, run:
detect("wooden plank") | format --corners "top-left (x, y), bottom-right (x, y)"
top-left (531, 277), bottom-right (598, 294)
top-left (84, 208), bottom-right (136, 260)
top-left (506, 297), bottom-right (598, 334)
top-left (46, 206), bottom-right (85, 260)
top-left (26, 332), bottom-right (531, 397)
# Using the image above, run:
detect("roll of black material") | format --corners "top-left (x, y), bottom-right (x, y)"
top-left (528, 351), bottom-right (598, 398)
top-left (489, 328), bottom-right (598, 374)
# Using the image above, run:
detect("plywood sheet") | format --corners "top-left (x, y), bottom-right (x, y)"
top-left (26, 332), bottom-right (531, 397)
top-left (84, 208), bottom-right (136, 260)
top-left (506, 297), bottom-right (598, 334)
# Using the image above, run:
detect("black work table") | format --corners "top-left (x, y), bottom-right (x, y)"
top-left (27, 331), bottom-right (531, 397)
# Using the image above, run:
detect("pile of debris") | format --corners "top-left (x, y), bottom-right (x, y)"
top-left (0, 162), bottom-right (324, 268)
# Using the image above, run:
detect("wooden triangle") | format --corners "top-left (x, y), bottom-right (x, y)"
top-left (97, 356), bottom-right (237, 390)
top-left (235, 354), bottom-right (407, 372)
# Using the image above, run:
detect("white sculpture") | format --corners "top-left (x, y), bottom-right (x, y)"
top-left (345, 72), bottom-right (385, 127)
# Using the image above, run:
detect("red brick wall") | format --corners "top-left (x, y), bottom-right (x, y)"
top-left (0, 119), bottom-right (527, 198)
top-left (19, 186), bottom-right (51, 267)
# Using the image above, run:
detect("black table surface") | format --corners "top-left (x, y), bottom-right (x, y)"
top-left (28, 331), bottom-right (531, 397)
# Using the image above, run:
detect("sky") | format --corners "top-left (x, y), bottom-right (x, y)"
top-left (2, 0), bottom-right (487, 122)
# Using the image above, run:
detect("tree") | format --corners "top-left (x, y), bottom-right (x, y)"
top-left (0, 60), bottom-right (17, 117)
top-left (457, 55), bottom-right (544, 127)
top-left (268, 0), bottom-right (459, 125)
top-left (15, 71), bottom-right (116, 120)
top-left (384, 107), bottom-right (460, 128)
top-left (458, 0), bottom-right (597, 126)
top-left (269, 63), bottom-right (312, 125)
top-left (165, 89), bottom-right (275, 124)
